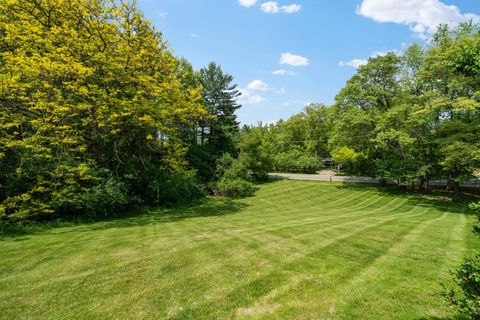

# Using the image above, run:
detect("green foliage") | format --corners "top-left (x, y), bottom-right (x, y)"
top-left (55, 177), bottom-right (130, 219)
top-left (273, 151), bottom-right (322, 174)
top-left (215, 178), bottom-right (256, 198)
top-left (214, 153), bottom-right (256, 198)
top-left (472, 202), bottom-right (480, 237)
top-left (445, 202), bottom-right (480, 319)
top-left (335, 53), bottom-right (401, 111)
top-left (215, 153), bottom-right (253, 182)
top-left (239, 103), bottom-right (330, 176)
top-left (0, 0), bottom-right (207, 222)
top-left (332, 147), bottom-right (364, 174)
top-left (445, 253), bottom-right (480, 319)
top-left (140, 169), bottom-right (205, 205)
top-left (238, 126), bottom-right (275, 180)
top-left (187, 62), bottom-right (242, 182)
top-left (198, 62), bottom-right (241, 156)
top-left (1, 0), bottom-right (479, 226)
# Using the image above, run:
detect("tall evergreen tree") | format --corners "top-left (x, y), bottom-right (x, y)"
top-left (198, 62), bottom-right (241, 155)
top-left (189, 62), bottom-right (241, 181)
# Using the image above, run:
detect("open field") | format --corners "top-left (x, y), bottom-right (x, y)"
top-left (1, 180), bottom-right (478, 320)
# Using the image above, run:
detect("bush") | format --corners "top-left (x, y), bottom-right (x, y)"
top-left (216, 178), bottom-right (256, 198)
top-left (53, 177), bottom-right (130, 218)
top-left (445, 253), bottom-right (480, 319)
top-left (85, 178), bottom-right (131, 217)
top-left (139, 169), bottom-right (205, 205)
top-left (332, 146), bottom-right (365, 174)
top-left (214, 153), bottom-right (256, 198)
top-left (215, 153), bottom-right (253, 181)
top-left (274, 151), bottom-right (321, 173)
top-left (296, 153), bottom-right (322, 173)
top-left (0, 165), bottom-right (131, 223)
top-left (445, 202), bottom-right (480, 319)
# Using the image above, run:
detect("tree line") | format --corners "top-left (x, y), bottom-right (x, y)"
top-left (0, 0), bottom-right (247, 223)
top-left (240, 23), bottom-right (480, 198)
top-left (1, 0), bottom-right (480, 224)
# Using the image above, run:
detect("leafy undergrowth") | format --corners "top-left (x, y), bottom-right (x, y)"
top-left (0, 180), bottom-right (478, 320)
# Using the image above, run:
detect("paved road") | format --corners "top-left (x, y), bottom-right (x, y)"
top-left (269, 173), bottom-right (478, 188)
top-left (270, 173), bottom-right (381, 183)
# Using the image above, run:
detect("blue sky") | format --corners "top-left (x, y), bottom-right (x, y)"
top-left (138, 0), bottom-right (480, 125)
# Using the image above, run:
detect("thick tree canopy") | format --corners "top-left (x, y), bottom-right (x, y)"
top-left (0, 0), bottom-right (207, 221)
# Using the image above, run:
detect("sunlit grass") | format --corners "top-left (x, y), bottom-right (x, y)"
top-left (1, 180), bottom-right (478, 319)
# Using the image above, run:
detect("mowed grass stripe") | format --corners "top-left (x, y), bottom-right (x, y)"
top-left (329, 211), bottom-right (466, 319)
top-left (183, 194), bottom-right (415, 247)
top-left (143, 195), bottom-right (413, 257)
top-left (162, 208), bottom-right (438, 319)
top-left (215, 189), bottom-right (407, 234)
top-left (232, 210), bottom-right (448, 320)
top-left (0, 180), bottom-right (476, 320)
top-left (234, 209), bottom-right (447, 320)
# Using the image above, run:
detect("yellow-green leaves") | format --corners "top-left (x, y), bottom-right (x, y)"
top-left (0, 0), bottom-right (207, 222)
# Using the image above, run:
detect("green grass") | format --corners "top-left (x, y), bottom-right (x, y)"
top-left (1, 180), bottom-right (479, 320)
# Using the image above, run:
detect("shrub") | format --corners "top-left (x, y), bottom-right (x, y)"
top-left (445, 202), bottom-right (480, 319)
top-left (79, 178), bottom-right (134, 217)
top-left (139, 168), bottom-right (205, 205)
top-left (0, 165), bottom-right (131, 223)
top-left (57, 178), bottom-right (130, 218)
top-left (445, 253), bottom-right (480, 319)
top-left (273, 151), bottom-right (322, 173)
top-left (214, 153), bottom-right (256, 198)
top-left (332, 146), bottom-right (365, 174)
top-left (296, 153), bottom-right (322, 173)
top-left (215, 153), bottom-right (253, 181)
top-left (216, 178), bottom-right (256, 198)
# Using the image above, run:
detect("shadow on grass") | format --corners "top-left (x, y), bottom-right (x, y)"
top-left (89, 198), bottom-right (248, 231)
top-left (418, 315), bottom-right (469, 320)
top-left (0, 198), bottom-right (248, 240)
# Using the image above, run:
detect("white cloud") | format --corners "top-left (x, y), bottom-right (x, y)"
top-left (276, 88), bottom-right (287, 94)
top-left (272, 69), bottom-right (296, 76)
top-left (190, 33), bottom-right (197, 38)
top-left (238, 0), bottom-right (258, 7)
top-left (247, 80), bottom-right (270, 91)
top-left (260, 2), bottom-right (301, 14)
top-left (339, 49), bottom-right (399, 69)
top-left (339, 59), bottom-right (368, 69)
top-left (283, 99), bottom-right (311, 107)
top-left (280, 52), bottom-right (309, 67)
top-left (356, 0), bottom-right (480, 37)
top-left (281, 4), bottom-right (301, 13)
top-left (264, 119), bottom-right (279, 125)
top-left (237, 89), bottom-right (266, 105)
top-left (260, 1), bottom-right (279, 13)
top-left (371, 49), bottom-right (397, 57)
top-left (154, 10), bottom-right (168, 18)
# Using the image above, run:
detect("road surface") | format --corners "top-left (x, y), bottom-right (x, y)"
top-left (269, 173), bottom-right (478, 188)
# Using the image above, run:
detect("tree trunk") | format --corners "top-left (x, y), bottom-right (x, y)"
top-left (453, 181), bottom-right (461, 199)
top-left (379, 178), bottom-right (386, 187)
top-left (419, 177), bottom-right (425, 191)
top-left (419, 177), bottom-right (430, 193)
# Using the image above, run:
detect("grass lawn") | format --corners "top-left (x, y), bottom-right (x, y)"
top-left (1, 180), bottom-right (478, 320)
